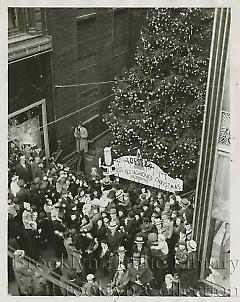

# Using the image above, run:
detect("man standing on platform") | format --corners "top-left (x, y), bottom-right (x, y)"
top-left (74, 121), bottom-right (88, 173)
top-left (74, 121), bottom-right (88, 154)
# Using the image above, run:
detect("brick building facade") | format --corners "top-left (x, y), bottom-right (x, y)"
top-left (46, 8), bottom-right (146, 158)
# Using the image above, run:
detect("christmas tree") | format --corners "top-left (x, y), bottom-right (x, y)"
top-left (104, 8), bottom-right (214, 188)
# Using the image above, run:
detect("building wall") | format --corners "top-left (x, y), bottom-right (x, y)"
top-left (46, 8), bottom-right (146, 158)
top-left (8, 8), bottom-right (55, 153)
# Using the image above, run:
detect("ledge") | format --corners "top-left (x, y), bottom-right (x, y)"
top-left (8, 35), bottom-right (52, 63)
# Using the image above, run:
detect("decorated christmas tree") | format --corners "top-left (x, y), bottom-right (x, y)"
top-left (104, 8), bottom-right (214, 188)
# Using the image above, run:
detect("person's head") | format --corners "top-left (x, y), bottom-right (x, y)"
top-left (14, 249), bottom-right (25, 259)
top-left (66, 179), bottom-right (71, 186)
top-left (185, 223), bottom-right (192, 231)
top-left (132, 253), bottom-right (140, 266)
top-left (135, 214), bottom-right (140, 220)
top-left (178, 242), bottom-right (186, 251)
top-left (91, 167), bottom-right (97, 175)
top-left (82, 215), bottom-right (89, 225)
top-left (97, 219), bottom-right (103, 228)
top-left (20, 155), bottom-right (26, 164)
top-left (62, 190), bottom-right (68, 199)
top-left (109, 208), bottom-right (117, 219)
top-left (118, 210), bottom-right (124, 217)
top-left (143, 205), bottom-right (148, 212)
top-left (103, 217), bottom-right (109, 224)
top-left (109, 221), bottom-right (117, 233)
top-left (32, 211), bottom-right (38, 221)
top-left (78, 121), bottom-right (83, 127)
top-left (135, 236), bottom-right (144, 247)
top-left (117, 246), bottom-right (126, 257)
top-left (24, 202), bottom-right (31, 211)
top-left (86, 274), bottom-right (94, 284)
top-left (176, 217), bottom-right (182, 225)
top-left (101, 211), bottom-right (107, 218)
top-left (34, 155), bottom-right (40, 163)
top-left (161, 213), bottom-right (168, 222)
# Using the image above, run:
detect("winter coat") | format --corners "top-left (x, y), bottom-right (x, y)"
top-left (178, 251), bottom-right (199, 288)
top-left (127, 263), bottom-right (153, 285)
top-left (13, 257), bottom-right (33, 295)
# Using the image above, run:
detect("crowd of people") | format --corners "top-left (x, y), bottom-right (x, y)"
top-left (8, 142), bottom-right (200, 296)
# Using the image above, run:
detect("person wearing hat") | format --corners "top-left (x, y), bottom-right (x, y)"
top-left (93, 218), bottom-right (107, 243)
top-left (30, 154), bottom-right (43, 181)
top-left (178, 240), bottom-right (199, 292)
top-left (112, 264), bottom-right (130, 295)
top-left (178, 198), bottom-right (191, 216)
top-left (137, 217), bottom-right (153, 242)
top-left (175, 241), bottom-right (188, 277)
top-left (51, 211), bottom-right (67, 258)
top-left (160, 213), bottom-right (174, 240)
top-left (13, 249), bottom-right (34, 296)
top-left (109, 245), bottom-right (129, 280)
top-left (147, 232), bottom-right (168, 289)
top-left (139, 193), bottom-right (148, 207)
top-left (109, 207), bottom-right (120, 227)
top-left (119, 192), bottom-right (132, 211)
top-left (132, 236), bottom-right (149, 262)
top-left (101, 176), bottom-right (112, 193)
top-left (121, 213), bottom-right (138, 257)
top-left (74, 121), bottom-right (88, 154)
top-left (127, 252), bottom-right (153, 296)
top-left (16, 179), bottom-right (31, 204)
top-left (15, 155), bottom-right (32, 184)
top-left (106, 221), bottom-right (124, 255)
top-left (82, 274), bottom-right (100, 296)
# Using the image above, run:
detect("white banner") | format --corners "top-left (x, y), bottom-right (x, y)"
top-left (114, 155), bottom-right (183, 192)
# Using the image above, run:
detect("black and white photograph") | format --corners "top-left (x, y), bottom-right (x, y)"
top-left (3, 2), bottom-right (239, 298)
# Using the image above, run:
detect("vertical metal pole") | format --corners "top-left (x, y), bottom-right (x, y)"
top-left (41, 100), bottom-right (50, 161)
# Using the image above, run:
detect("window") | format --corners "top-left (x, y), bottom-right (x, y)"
top-left (8, 8), bottom-right (18, 30)
top-left (77, 16), bottom-right (96, 61)
top-left (8, 8), bottom-right (43, 37)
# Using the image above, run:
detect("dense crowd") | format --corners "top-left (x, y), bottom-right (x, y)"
top-left (8, 142), bottom-right (200, 296)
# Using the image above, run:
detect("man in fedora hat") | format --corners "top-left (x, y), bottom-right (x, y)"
top-left (106, 221), bottom-right (124, 255)
top-left (127, 252), bottom-right (153, 296)
top-left (109, 207), bottom-right (120, 227)
top-left (132, 236), bottom-right (149, 262)
top-left (109, 245), bottom-right (129, 280)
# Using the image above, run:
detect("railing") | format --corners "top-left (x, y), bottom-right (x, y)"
top-left (8, 245), bottom-right (83, 296)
